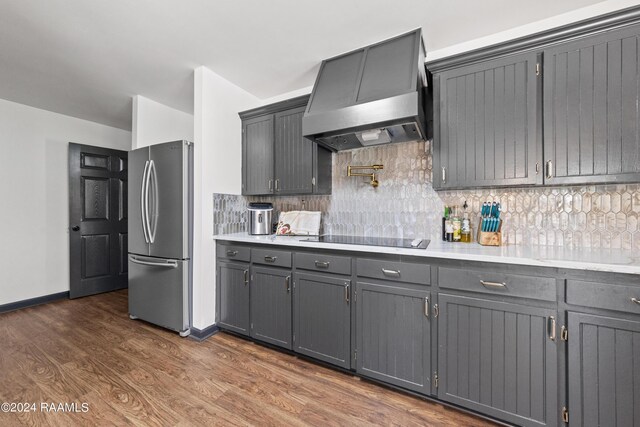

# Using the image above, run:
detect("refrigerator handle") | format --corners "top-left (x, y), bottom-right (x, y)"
top-left (148, 160), bottom-right (158, 244)
top-left (129, 255), bottom-right (178, 269)
top-left (141, 160), bottom-right (150, 243)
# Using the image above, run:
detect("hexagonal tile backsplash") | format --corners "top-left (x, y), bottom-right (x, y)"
top-left (214, 140), bottom-right (640, 250)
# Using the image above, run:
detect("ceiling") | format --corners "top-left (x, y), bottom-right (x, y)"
top-left (0, 0), bottom-right (606, 130)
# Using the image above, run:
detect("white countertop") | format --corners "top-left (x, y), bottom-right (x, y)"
top-left (213, 232), bottom-right (640, 275)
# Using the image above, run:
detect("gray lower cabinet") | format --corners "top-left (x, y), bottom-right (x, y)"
top-left (543, 23), bottom-right (640, 185)
top-left (568, 312), bottom-right (640, 427)
top-left (293, 272), bottom-right (351, 368)
top-left (216, 261), bottom-right (250, 335)
top-left (437, 294), bottom-right (558, 427)
top-left (356, 281), bottom-right (431, 394)
top-left (250, 266), bottom-right (292, 349)
top-left (433, 52), bottom-right (541, 189)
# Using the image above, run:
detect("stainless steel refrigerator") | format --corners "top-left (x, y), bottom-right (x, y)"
top-left (128, 140), bottom-right (193, 337)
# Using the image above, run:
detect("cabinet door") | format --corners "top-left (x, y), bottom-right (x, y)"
top-left (242, 115), bottom-right (274, 195)
top-left (568, 312), bottom-right (640, 427)
top-left (543, 24), bottom-right (640, 185)
top-left (217, 261), bottom-right (250, 335)
top-left (437, 294), bottom-right (557, 427)
top-left (356, 281), bottom-right (431, 394)
top-left (250, 266), bottom-right (292, 349)
top-left (274, 106), bottom-right (314, 195)
top-left (434, 52), bottom-right (541, 189)
top-left (293, 272), bottom-right (351, 368)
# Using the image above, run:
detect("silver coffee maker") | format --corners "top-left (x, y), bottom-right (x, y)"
top-left (247, 202), bottom-right (273, 235)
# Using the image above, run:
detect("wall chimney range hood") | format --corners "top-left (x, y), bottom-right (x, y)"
top-left (302, 28), bottom-right (431, 151)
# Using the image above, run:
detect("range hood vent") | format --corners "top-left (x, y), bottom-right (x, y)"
top-left (303, 28), bottom-right (431, 151)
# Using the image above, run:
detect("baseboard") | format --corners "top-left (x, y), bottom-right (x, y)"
top-left (0, 291), bottom-right (69, 314)
top-left (189, 324), bottom-right (220, 341)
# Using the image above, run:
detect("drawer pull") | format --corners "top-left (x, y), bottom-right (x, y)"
top-left (632, 297), bottom-right (640, 305)
top-left (243, 269), bottom-right (249, 285)
top-left (226, 250), bottom-right (238, 257)
top-left (264, 256), bottom-right (277, 263)
top-left (382, 268), bottom-right (401, 278)
top-left (315, 261), bottom-right (330, 269)
top-left (480, 280), bottom-right (506, 289)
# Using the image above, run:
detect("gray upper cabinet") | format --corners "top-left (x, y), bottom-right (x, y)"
top-left (250, 265), bottom-right (292, 349)
top-left (216, 261), bottom-right (250, 336)
top-left (293, 272), bottom-right (351, 368)
top-left (437, 294), bottom-right (557, 427)
top-left (543, 24), bottom-right (640, 185)
top-left (433, 52), bottom-right (541, 189)
top-left (242, 115), bottom-right (274, 195)
top-left (356, 281), bottom-right (431, 394)
top-left (568, 312), bottom-right (640, 427)
top-left (240, 96), bottom-right (332, 196)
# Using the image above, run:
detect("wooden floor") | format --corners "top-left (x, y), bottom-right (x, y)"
top-left (0, 290), bottom-right (496, 426)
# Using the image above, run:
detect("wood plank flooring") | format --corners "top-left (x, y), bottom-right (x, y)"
top-left (0, 290), bottom-right (496, 426)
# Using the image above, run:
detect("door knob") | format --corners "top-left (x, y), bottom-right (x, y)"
top-left (72, 226), bottom-right (80, 231)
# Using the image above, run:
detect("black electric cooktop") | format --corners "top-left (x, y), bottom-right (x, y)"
top-left (303, 235), bottom-right (429, 249)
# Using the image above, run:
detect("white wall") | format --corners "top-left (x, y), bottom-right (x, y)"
top-left (427, 0), bottom-right (640, 60)
top-left (192, 66), bottom-right (260, 329)
top-left (132, 95), bottom-right (194, 149)
top-left (0, 98), bottom-right (131, 306)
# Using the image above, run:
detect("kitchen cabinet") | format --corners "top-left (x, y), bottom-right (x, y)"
top-left (437, 294), bottom-right (558, 427)
top-left (250, 265), bottom-right (292, 349)
top-left (432, 52), bottom-right (541, 189)
top-left (567, 312), bottom-right (640, 426)
top-left (543, 24), bottom-right (640, 185)
top-left (216, 261), bottom-right (250, 335)
top-left (355, 281), bottom-right (432, 394)
top-left (293, 272), bottom-right (351, 368)
top-left (240, 96), bottom-right (332, 196)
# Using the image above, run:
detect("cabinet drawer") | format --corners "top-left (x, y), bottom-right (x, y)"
top-left (295, 252), bottom-right (351, 275)
top-left (251, 247), bottom-right (292, 268)
top-left (567, 280), bottom-right (640, 315)
top-left (217, 244), bottom-right (250, 262)
top-left (438, 267), bottom-right (556, 302)
top-left (357, 258), bottom-right (430, 285)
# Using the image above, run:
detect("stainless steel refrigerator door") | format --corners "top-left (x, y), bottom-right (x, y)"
top-left (128, 146), bottom-right (150, 256)
top-left (148, 141), bottom-right (191, 260)
top-left (128, 255), bottom-right (189, 334)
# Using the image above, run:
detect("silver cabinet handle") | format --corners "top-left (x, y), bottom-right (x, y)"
top-left (442, 167), bottom-right (446, 184)
top-left (548, 316), bottom-right (557, 341)
top-left (226, 250), bottom-right (238, 257)
top-left (268, 179), bottom-right (273, 192)
top-left (264, 256), bottom-right (277, 263)
top-left (480, 280), bottom-right (506, 289)
top-left (275, 179), bottom-right (280, 191)
top-left (345, 284), bottom-right (350, 303)
top-left (243, 269), bottom-right (249, 285)
top-left (382, 268), bottom-right (401, 278)
top-left (285, 275), bottom-right (291, 293)
top-left (545, 160), bottom-right (553, 179)
top-left (434, 304), bottom-right (439, 318)
top-left (129, 256), bottom-right (177, 269)
top-left (315, 261), bottom-right (330, 268)
top-left (631, 297), bottom-right (640, 305)
top-left (141, 160), bottom-right (150, 243)
top-left (424, 297), bottom-right (430, 318)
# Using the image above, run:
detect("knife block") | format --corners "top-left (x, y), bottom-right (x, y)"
top-left (477, 218), bottom-right (502, 246)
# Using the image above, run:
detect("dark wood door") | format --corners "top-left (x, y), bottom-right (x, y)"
top-left (293, 272), bottom-right (351, 368)
top-left (568, 312), bottom-right (640, 427)
top-left (274, 106), bottom-right (314, 195)
top-left (543, 24), bottom-right (640, 185)
top-left (250, 266), bottom-right (292, 349)
top-left (69, 143), bottom-right (128, 299)
top-left (355, 281), bottom-right (431, 394)
top-left (437, 294), bottom-right (558, 427)
top-left (433, 52), bottom-right (541, 189)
